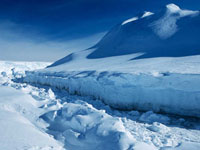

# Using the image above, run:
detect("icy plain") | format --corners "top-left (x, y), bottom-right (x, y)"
top-left (0, 60), bottom-right (200, 150)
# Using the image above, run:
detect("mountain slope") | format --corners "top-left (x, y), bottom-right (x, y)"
top-left (87, 4), bottom-right (200, 59)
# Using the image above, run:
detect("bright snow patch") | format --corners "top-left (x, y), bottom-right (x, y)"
top-left (141, 11), bottom-right (154, 18)
top-left (166, 3), bottom-right (180, 13)
top-left (0, 86), bottom-right (63, 150)
top-left (121, 17), bottom-right (138, 25)
top-left (166, 3), bottom-right (199, 17)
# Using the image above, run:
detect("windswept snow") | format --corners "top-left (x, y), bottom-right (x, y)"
top-left (141, 11), bottom-right (154, 18)
top-left (121, 17), bottom-right (138, 25)
top-left (152, 4), bottom-right (199, 39)
top-left (122, 11), bottom-right (153, 25)
top-left (166, 3), bottom-right (199, 17)
top-left (0, 61), bottom-right (64, 150)
top-left (0, 86), bottom-right (63, 150)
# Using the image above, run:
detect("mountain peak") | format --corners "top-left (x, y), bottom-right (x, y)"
top-left (165, 3), bottom-right (199, 17)
top-left (86, 3), bottom-right (200, 59)
top-left (166, 3), bottom-right (180, 13)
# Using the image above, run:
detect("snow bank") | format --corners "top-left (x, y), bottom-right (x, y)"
top-left (23, 71), bottom-right (200, 118)
top-left (0, 86), bottom-right (63, 150)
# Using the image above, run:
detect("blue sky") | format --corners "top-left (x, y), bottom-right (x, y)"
top-left (0, 0), bottom-right (199, 61)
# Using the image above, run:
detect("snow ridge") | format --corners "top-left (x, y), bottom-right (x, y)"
top-left (23, 70), bottom-right (200, 118)
top-left (152, 3), bottom-right (199, 39)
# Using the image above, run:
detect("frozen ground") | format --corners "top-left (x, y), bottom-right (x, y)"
top-left (1, 61), bottom-right (200, 149)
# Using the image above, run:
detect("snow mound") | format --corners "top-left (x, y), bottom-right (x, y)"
top-left (41, 101), bottom-right (156, 150)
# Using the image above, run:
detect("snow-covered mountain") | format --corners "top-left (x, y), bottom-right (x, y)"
top-left (49, 3), bottom-right (200, 68)
top-left (1, 3), bottom-right (200, 150)
top-left (88, 4), bottom-right (200, 59)
top-left (23, 4), bottom-right (200, 118)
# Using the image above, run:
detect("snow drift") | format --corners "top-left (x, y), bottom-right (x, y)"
top-left (41, 101), bottom-right (156, 150)
top-left (24, 4), bottom-right (200, 118)
top-left (0, 86), bottom-right (63, 150)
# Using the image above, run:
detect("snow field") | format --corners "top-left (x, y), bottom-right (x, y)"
top-left (0, 86), bottom-right (64, 150)
top-left (1, 61), bottom-right (200, 149)
top-left (0, 61), bottom-right (155, 149)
